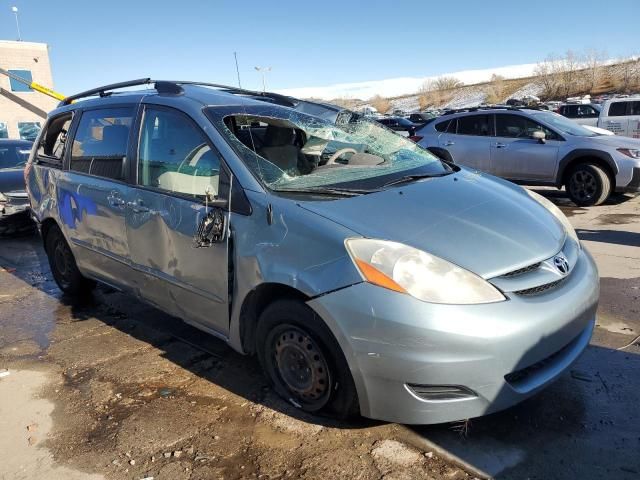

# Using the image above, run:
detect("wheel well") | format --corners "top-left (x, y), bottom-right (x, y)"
top-left (40, 218), bottom-right (59, 252)
top-left (239, 283), bottom-right (310, 355)
top-left (561, 157), bottom-right (616, 189)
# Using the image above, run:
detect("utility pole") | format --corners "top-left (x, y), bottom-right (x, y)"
top-left (234, 52), bottom-right (242, 88)
top-left (12, 6), bottom-right (21, 41)
top-left (254, 66), bottom-right (271, 93)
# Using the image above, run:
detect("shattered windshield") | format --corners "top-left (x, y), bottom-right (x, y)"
top-left (206, 105), bottom-right (449, 193)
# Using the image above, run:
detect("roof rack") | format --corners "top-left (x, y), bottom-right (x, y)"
top-left (59, 78), bottom-right (154, 106)
top-left (174, 81), bottom-right (299, 107)
top-left (441, 105), bottom-right (549, 115)
top-left (58, 78), bottom-right (300, 109)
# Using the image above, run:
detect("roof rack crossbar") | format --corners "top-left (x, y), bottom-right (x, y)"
top-left (59, 78), bottom-right (153, 106)
top-left (173, 81), bottom-right (298, 107)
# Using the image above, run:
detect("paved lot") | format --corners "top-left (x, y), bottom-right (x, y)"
top-left (0, 189), bottom-right (638, 480)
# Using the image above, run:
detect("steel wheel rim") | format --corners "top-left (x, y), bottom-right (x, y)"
top-left (272, 326), bottom-right (331, 408)
top-left (570, 170), bottom-right (597, 202)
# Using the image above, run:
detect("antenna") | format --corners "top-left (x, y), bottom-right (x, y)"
top-left (234, 52), bottom-right (242, 88)
top-left (11, 6), bottom-right (21, 41)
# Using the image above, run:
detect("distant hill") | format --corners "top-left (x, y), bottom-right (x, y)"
top-left (278, 55), bottom-right (640, 114)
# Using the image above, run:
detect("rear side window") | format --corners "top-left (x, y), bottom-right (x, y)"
top-left (35, 113), bottom-right (73, 168)
top-left (434, 120), bottom-right (450, 132)
top-left (0, 144), bottom-right (31, 169)
top-left (561, 105), bottom-right (578, 117)
top-left (70, 107), bottom-right (133, 180)
top-left (608, 102), bottom-right (627, 116)
top-left (630, 101), bottom-right (640, 115)
top-left (457, 115), bottom-right (492, 136)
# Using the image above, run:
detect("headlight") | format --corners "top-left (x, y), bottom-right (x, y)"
top-left (526, 189), bottom-right (580, 247)
top-left (345, 238), bottom-right (505, 304)
top-left (0, 192), bottom-right (7, 203)
top-left (617, 148), bottom-right (640, 159)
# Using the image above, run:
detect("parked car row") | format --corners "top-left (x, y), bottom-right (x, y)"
top-left (415, 106), bottom-right (640, 206)
top-left (24, 79), bottom-right (600, 426)
top-left (0, 139), bottom-right (33, 234)
top-left (556, 97), bottom-right (640, 138)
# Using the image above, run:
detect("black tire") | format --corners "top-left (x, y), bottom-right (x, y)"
top-left (45, 225), bottom-right (96, 295)
top-left (256, 299), bottom-right (359, 419)
top-left (566, 163), bottom-right (611, 206)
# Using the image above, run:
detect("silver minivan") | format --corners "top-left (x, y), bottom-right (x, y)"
top-left (27, 80), bottom-right (599, 424)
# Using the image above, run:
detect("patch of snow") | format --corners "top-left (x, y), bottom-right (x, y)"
top-left (507, 82), bottom-right (543, 100)
top-left (278, 62), bottom-right (540, 100)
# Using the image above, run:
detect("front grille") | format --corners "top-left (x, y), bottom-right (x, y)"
top-left (501, 262), bottom-right (541, 278)
top-left (514, 278), bottom-right (565, 296)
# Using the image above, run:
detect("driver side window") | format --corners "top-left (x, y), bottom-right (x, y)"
top-left (138, 107), bottom-right (220, 198)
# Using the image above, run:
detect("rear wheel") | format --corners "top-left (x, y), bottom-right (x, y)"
top-left (256, 299), bottom-right (359, 418)
top-left (566, 163), bottom-right (611, 206)
top-left (45, 225), bottom-right (96, 295)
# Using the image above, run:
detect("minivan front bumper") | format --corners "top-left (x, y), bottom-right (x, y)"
top-left (308, 248), bottom-right (599, 424)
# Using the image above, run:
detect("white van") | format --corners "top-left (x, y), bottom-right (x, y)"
top-left (598, 98), bottom-right (640, 138)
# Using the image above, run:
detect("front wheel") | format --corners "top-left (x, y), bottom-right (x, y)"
top-left (45, 225), bottom-right (96, 295)
top-left (256, 299), bottom-right (359, 418)
top-left (566, 163), bottom-right (611, 206)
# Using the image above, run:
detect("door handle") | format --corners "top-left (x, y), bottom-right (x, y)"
top-left (494, 142), bottom-right (507, 148)
top-left (444, 141), bottom-right (455, 146)
top-left (127, 200), bottom-right (150, 213)
top-left (107, 192), bottom-right (126, 208)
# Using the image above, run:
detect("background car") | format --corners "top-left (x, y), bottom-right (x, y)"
top-left (0, 139), bottom-right (33, 235)
top-left (557, 103), bottom-right (601, 127)
top-left (598, 97), bottom-right (640, 138)
top-left (417, 107), bottom-right (640, 206)
top-left (407, 112), bottom-right (437, 127)
top-left (375, 116), bottom-right (420, 137)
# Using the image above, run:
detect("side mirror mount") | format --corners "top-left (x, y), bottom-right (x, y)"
top-left (532, 130), bottom-right (546, 143)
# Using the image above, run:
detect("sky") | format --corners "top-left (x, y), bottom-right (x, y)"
top-left (0, 0), bottom-right (638, 97)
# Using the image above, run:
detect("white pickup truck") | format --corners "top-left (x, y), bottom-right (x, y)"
top-left (597, 98), bottom-right (640, 138)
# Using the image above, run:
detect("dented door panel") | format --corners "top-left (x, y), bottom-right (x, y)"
top-left (125, 188), bottom-right (230, 335)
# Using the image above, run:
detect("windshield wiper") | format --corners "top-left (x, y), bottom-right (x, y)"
top-left (382, 171), bottom-right (451, 188)
top-left (274, 187), bottom-right (376, 197)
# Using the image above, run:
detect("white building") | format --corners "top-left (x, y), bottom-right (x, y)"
top-left (0, 40), bottom-right (58, 140)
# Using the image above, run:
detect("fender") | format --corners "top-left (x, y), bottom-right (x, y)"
top-left (556, 149), bottom-right (618, 187)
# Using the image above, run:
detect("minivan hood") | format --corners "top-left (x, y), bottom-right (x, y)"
top-left (298, 171), bottom-right (565, 278)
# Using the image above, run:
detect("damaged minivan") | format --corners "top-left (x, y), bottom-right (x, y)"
top-left (26, 80), bottom-right (599, 424)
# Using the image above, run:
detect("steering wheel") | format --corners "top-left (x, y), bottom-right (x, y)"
top-left (177, 143), bottom-right (207, 173)
top-left (325, 147), bottom-right (358, 166)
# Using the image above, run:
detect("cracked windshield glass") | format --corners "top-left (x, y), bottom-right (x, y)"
top-left (211, 106), bottom-right (451, 193)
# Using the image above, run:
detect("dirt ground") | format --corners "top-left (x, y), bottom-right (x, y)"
top-left (1, 188), bottom-right (639, 480)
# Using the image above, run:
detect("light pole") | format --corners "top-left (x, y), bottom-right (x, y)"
top-left (12, 6), bottom-right (21, 41)
top-left (254, 66), bottom-right (271, 93)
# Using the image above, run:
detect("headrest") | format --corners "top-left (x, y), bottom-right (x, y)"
top-left (263, 125), bottom-right (296, 147)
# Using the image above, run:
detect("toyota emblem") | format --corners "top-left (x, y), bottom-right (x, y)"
top-left (554, 253), bottom-right (570, 275)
